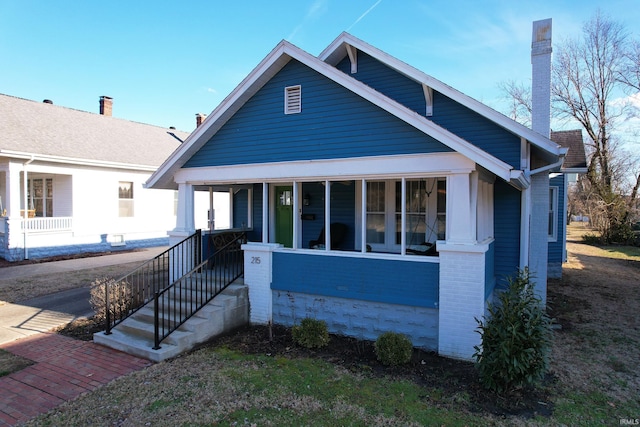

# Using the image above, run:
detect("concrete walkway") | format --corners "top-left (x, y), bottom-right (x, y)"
top-left (0, 247), bottom-right (165, 426)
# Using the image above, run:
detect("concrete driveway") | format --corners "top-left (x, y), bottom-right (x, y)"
top-left (0, 246), bottom-right (167, 345)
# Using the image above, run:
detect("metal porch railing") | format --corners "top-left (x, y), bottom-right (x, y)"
top-left (153, 231), bottom-right (246, 349)
top-left (104, 230), bottom-right (202, 335)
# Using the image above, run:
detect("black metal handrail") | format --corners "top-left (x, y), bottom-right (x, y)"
top-left (104, 230), bottom-right (202, 335)
top-left (153, 231), bottom-right (246, 349)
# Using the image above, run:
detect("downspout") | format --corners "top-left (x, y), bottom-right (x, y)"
top-left (525, 157), bottom-right (565, 178)
top-left (23, 156), bottom-right (35, 260)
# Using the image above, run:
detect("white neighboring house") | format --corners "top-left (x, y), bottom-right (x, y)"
top-left (0, 94), bottom-right (227, 262)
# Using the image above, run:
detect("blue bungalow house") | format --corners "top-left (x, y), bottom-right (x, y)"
top-left (146, 25), bottom-right (567, 360)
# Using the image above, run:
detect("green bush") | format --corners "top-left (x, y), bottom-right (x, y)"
top-left (473, 268), bottom-right (553, 394)
top-left (374, 332), bottom-right (413, 366)
top-left (582, 233), bottom-right (602, 245)
top-left (291, 318), bottom-right (330, 349)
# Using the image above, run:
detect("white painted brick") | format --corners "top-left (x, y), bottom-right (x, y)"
top-left (438, 247), bottom-right (488, 360)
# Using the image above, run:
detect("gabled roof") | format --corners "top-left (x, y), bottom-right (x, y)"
top-left (320, 33), bottom-right (566, 162)
top-left (147, 33), bottom-right (565, 190)
top-left (550, 129), bottom-right (587, 172)
top-left (0, 94), bottom-right (188, 171)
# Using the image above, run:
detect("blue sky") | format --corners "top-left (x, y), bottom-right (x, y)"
top-left (1, 0), bottom-right (639, 133)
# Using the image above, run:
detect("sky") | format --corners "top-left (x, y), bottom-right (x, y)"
top-left (1, 0), bottom-right (640, 134)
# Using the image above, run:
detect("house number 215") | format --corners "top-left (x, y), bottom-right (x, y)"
top-left (251, 257), bottom-right (261, 264)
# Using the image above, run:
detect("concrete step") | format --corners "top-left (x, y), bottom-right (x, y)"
top-left (94, 280), bottom-right (249, 362)
top-left (94, 329), bottom-right (183, 363)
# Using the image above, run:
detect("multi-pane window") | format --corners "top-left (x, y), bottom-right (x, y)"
top-left (365, 178), bottom-right (446, 253)
top-left (119, 181), bottom-right (134, 217)
top-left (27, 178), bottom-right (53, 217)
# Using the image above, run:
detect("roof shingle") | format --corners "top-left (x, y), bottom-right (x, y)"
top-left (0, 94), bottom-right (189, 168)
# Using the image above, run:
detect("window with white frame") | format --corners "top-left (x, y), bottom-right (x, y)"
top-left (284, 85), bottom-right (301, 114)
top-left (27, 178), bottom-right (53, 217)
top-left (548, 186), bottom-right (558, 241)
top-left (365, 178), bottom-right (446, 253)
top-left (118, 181), bottom-right (134, 217)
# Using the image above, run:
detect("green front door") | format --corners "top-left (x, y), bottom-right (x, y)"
top-left (275, 186), bottom-right (293, 248)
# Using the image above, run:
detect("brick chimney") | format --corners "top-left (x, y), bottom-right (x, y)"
top-left (99, 96), bottom-right (113, 116)
top-left (196, 113), bottom-right (206, 127)
top-left (531, 19), bottom-right (552, 138)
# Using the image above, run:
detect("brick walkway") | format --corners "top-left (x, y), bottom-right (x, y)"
top-left (0, 333), bottom-right (151, 426)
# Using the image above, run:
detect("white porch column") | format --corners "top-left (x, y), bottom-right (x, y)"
top-left (445, 172), bottom-right (477, 244)
top-left (169, 182), bottom-right (195, 246)
top-left (437, 171), bottom-right (486, 361)
top-left (242, 242), bottom-right (281, 324)
top-left (6, 162), bottom-right (22, 217)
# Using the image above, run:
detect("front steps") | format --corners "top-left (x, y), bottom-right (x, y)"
top-left (94, 279), bottom-right (249, 362)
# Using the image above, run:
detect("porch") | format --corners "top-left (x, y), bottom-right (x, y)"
top-left (170, 153), bottom-right (498, 360)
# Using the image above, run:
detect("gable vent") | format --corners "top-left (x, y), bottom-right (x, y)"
top-left (285, 85), bottom-right (301, 114)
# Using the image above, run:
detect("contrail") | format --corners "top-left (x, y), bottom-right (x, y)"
top-left (347, 0), bottom-right (383, 31)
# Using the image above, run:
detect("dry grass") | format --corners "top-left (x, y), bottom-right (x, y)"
top-left (6, 224), bottom-right (640, 425)
top-left (0, 349), bottom-right (33, 377)
top-left (548, 224), bottom-right (640, 415)
top-left (0, 262), bottom-right (142, 305)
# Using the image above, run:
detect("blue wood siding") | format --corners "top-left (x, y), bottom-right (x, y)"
top-left (233, 189), bottom-right (248, 229)
top-left (272, 252), bottom-right (439, 308)
top-left (184, 60), bottom-right (450, 168)
top-left (336, 54), bottom-right (425, 114)
top-left (493, 180), bottom-right (521, 289)
top-left (548, 174), bottom-right (565, 264)
top-left (336, 52), bottom-right (522, 167)
top-left (239, 184), bottom-right (263, 242)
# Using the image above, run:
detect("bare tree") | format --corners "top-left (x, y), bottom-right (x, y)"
top-left (498, 80), bottom-right (532, 126)
top-left (502, 11), bottom-right (639, 242)
top-left (500, 11), bottom-right (640, 241)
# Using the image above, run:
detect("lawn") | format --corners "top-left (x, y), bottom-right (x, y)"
top-left (6, 224), bottom-right (639, 426)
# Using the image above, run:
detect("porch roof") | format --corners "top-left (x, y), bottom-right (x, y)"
top-left (0, 94), bottom-right (188, 170)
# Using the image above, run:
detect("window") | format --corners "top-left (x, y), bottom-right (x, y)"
top-left (548, 186), bottom-right (558, 241)
top-left (119, 181), bottom-right (134, 217)
top-left (365, 178), bottom-right (445, 253)
top-left (27, 178), bottom-right (53, 217)
top-left (284, 85), bottom-right (301, 114)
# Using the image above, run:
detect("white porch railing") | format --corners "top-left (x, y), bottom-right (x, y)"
top-left (20, 217), bottom-right (73, 232)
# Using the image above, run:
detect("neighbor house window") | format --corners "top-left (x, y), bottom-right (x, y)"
top-left (548, 186), bottom-right (558, 241)
top-left (27, 178), bottom-right (53, 217)
top-left (365, 178), bottom-right (446, 253)
top-left (119, 181), bottom-right (134, 217)
top-left (284, 85), bottom-right (301, 114)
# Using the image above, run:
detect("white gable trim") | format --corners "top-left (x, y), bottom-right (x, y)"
top-left (320, 32), bottom-right (562, 157)
top-left (148, 38), bottom-right (520, 189)
top-left (174, 152), bottom-right (475, 185)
